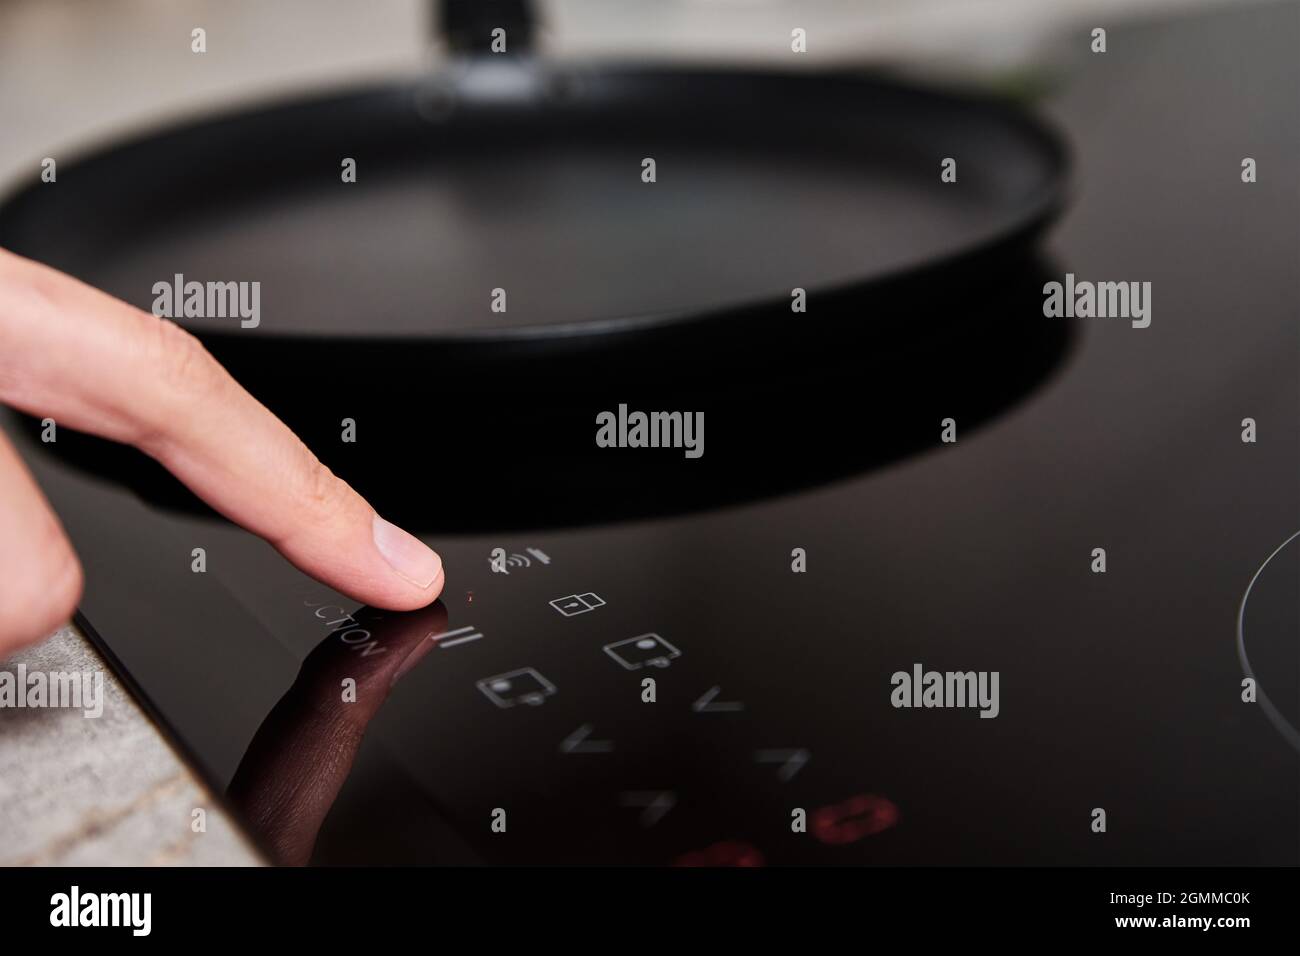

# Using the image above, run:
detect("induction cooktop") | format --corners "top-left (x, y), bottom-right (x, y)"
top-left (1, 7), bottom-right (1296, 866)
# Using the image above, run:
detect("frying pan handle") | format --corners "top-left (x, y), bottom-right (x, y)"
top-left (435, 0), bottom-right (537, 54)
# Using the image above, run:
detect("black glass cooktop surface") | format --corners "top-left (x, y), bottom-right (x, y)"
top-left (2, 6), bottom-right (1297, 865)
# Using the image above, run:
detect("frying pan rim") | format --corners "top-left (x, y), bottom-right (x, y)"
top-left (0, 62), bottom-right (1071, 348)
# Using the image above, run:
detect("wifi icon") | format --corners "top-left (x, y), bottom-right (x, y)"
top-left (489, 547), bottom-right (551, 574)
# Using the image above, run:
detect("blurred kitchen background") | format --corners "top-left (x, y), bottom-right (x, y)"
top-left (0, 0), bottom-right (1267, 189)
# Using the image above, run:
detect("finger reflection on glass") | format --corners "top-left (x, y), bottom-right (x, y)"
top-left (227, 600), bottom-right (448, 865)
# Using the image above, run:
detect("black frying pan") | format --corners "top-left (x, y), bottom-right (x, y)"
top-left (0, 5), bottom-right (1072, 529)
top-left (0, 26), bottom-right (1067, 372)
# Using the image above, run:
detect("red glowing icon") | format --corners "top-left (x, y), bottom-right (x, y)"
top-left (673, 840), bottom-right (765, 867)
top-left (811, 793), bottom-right (899, 845)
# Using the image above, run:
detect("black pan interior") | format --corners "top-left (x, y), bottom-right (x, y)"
top-left (0, 64), bottom-right (1066, 347)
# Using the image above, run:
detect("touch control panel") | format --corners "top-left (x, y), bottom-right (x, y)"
top-left (297, 535), bottom-right (921, 865)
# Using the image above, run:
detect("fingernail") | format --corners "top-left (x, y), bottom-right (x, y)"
top-left (372, 515), bottom-right (442, 590)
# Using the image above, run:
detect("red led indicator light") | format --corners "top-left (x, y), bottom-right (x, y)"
top-left (811, 793), bottom-right (899, 845)
top-left (674, 840), bottom-right (765, 867)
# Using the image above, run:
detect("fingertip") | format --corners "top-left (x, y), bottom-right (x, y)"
top-left (384, 562), bottom-right (446, 612)
top-left (335, 542), bottom-right (444, 613)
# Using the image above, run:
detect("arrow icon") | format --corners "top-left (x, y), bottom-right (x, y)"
top-left (620, 790), bottom-right (677, 827)
top-left (754, 748), bottom-right (811, 782)
top-left (692, 685), bottom-right (744, 713)
top-left (559, 723), bottom-right (614, 754)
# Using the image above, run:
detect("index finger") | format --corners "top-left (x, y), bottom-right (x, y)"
top-left (0, 249), bottom-right (444, 610)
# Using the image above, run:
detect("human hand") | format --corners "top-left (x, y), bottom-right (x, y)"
top-left (0, 248), bottom-right (444, 654)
